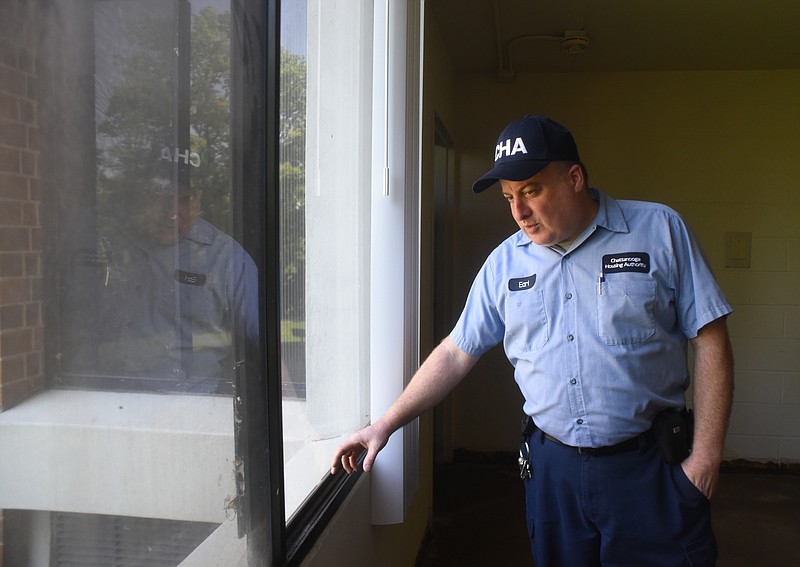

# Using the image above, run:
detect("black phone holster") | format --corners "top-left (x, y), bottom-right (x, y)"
top-left (651, 407), bottom-right (694, 464)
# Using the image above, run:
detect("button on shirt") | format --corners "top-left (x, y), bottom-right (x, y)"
top-left (450, 189), bottom-right (733, 448)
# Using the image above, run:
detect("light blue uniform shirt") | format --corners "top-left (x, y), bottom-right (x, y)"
top-left (95, 218), bottom-right (258, 389)
top-left (450, 189), bottom-right (732, 447)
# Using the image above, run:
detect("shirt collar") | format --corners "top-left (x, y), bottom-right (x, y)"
top-left (512, 188), bottom-right (630, 249)
top-left (183, 218), bottom-right (215, 246)
top-left (591, 188), bottom-right (629, 235)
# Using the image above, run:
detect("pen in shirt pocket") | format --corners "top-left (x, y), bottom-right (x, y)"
top-left (598, 271), bottom-right (604, 295)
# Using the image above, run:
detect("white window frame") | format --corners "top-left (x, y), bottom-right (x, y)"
top-left (367, 0), bottom-right (422, 525)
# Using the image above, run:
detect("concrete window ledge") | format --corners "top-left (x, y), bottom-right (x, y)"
top-left (179, 518), bottom-right (246, 567)
top-left (0, 389), bottom-right (237, 523)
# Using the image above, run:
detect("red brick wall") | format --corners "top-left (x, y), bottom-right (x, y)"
top-left (1, 1), bottom-right (40, 556)
top-left (0, 0), bottom-right (44, 414)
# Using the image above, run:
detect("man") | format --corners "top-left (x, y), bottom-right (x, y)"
top-left (331, 115), bottom-right (734, 565)
top-left (70, 164), bottom-right (258, 394)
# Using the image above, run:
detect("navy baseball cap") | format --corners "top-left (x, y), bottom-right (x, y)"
top-left (471, 115), bottom-right (580, 193)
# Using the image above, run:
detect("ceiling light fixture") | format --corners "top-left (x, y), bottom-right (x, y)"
top-left (561, 30), bottom-right (590, 53)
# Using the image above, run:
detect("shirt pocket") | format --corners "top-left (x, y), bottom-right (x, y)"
top-left (505, 289), bottom-right (549, 351)
top-left (597, 279), bottom-right (656, 345)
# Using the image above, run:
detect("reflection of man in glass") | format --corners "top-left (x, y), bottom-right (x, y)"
top-left (92, 162), bottom-right (258, 394)
top-left (131, 177), bottom-right (203, 247)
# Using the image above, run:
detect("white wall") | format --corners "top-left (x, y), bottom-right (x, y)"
top-left (445, 70), bottom-right (800, 463)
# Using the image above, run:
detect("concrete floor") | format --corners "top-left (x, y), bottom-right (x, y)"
top-left (416, 458), bottom-right (800, 566)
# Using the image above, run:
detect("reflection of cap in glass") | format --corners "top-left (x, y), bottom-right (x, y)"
top-left (472, 115), bottom-right (580, 193)
top-left (146, 157), bottom-right (192, 196)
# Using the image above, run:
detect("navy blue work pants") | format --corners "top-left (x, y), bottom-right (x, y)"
top-left (522, 430), bottom-right (717, 566)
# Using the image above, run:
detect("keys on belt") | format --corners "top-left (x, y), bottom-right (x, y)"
top-left (519, 416), bottom-right (535, 479)
top-left (518, 441), bottom-right (532, 479)
top-left (517, 414), bottom-right (654, 479)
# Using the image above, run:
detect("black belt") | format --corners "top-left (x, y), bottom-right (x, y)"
top-left (543, 430), bottom-right (654, 456)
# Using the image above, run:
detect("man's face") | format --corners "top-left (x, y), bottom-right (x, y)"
top-left (133, 188), bottom-right (202, 246)
top-left (500, 162), bottom-right (592, 246)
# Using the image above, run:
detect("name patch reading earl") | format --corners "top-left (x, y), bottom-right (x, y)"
top-left (602, 253), bottom-right (650, 274)
top-left (508, 274), bottom-right (536, 291)
top-left (174, 269), bottom-right (207, 286)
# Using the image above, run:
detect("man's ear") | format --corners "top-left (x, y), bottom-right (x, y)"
top-left (569, 163), bottom-right (586, 192)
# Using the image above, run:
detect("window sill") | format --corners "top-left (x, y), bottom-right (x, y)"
top-left (0, 389), bottom-right (236, 522)
top-left (179, 516), bottom-right (246, 567)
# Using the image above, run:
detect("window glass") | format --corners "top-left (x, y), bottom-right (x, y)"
top-left (280, 0), bottom-right (372, 519)
top-left (56, 0), bottom-right (252, 395)
top-left (2, 0), bottom-right (253, 563)
top-left (1, 0), bottom-right (376, 562)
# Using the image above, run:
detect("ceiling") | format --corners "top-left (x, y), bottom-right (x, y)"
top-left (430, 0), bottom-right (800, 80)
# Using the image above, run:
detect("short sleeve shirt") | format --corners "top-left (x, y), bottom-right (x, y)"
top-left (96, 218), bottom-right (258, 386)
top-left (450, 189), bottom-right (732, 447)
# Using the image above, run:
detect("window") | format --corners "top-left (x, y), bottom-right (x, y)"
top-left (280, 0), bottom-right (374, 519)
top-left (52, 0), bottom-right (249, 396)
top-left (0, 0), bottom-right (420, 564)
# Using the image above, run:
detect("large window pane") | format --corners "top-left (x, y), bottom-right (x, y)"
top-left (55, 0), bottom-right (255, 395)
top-left (1, 0), bottom-right (256, 563)
top-left (1, 0), bottom-right (380, 563)
top-left (280, 0), bottom-right (373, 519)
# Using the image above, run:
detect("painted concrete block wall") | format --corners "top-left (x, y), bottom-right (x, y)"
top-left (450, 70), bottom-right (800, 463)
